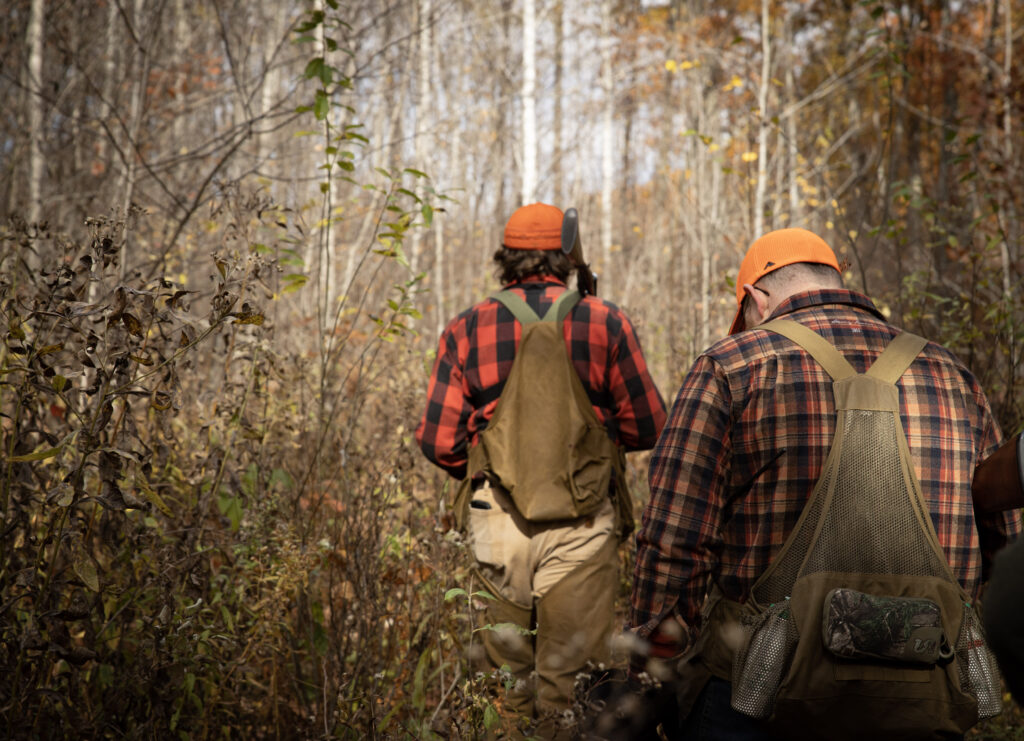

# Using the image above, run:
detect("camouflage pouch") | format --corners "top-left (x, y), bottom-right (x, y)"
top-left (822, 588), bottom-right (954, 665)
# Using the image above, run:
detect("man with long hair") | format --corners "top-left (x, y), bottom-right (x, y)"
top-left (417, 203), bottom-right (666, 737)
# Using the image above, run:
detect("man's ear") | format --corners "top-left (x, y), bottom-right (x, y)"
top-left (742, 283), bottom-right (770, 323)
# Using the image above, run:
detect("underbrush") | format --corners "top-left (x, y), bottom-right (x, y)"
top-left (0, 203), bottom-right (505, 739)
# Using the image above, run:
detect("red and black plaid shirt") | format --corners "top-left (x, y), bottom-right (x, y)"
top-left (416, 275), bottom-right (667, 479)
top-left (631, 288), bottom-right (1021, 646)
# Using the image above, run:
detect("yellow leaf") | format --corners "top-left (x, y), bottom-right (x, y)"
top-left (708, 143), bottom-right (720, 153)
top-left (724, 75), bottom-right (743, 91)
top-left (8, 445), bottom-right (63, 462)
top-left (665, 59), bottom-right (677, 71)
top-left (741, 151), bottom-right (758, 162)
top-left (826, 221), bottom-right (835, 230)
top-left (140, 483), bottom-right (173, 517)
top-left (681, 61), bottom-right (694, 70)
top-left (848, 230), bottom-right (858, 240)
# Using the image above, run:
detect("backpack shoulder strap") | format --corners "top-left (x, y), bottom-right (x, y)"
top-left (759, 319), bottom-right (856, 381)
top-left (541, 289), bottom-right (582, 324)
top-left (492, 290), bottom-right (541, 325)
top-left (865, 332), bottom-right (928, 384)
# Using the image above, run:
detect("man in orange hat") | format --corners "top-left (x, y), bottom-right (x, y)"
top-left (417, 203), bottom-right (666, 736)
top-left (629, 228), bottom-right (1020, 738)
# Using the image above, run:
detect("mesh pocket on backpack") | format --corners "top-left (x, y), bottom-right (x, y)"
top-left (955, 602), bottom-right (1002, 720)
top-left (731, 599), bottom-right (799, 719)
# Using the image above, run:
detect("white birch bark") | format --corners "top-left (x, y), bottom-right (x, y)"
top-left (410, 0), bottom-right (432, 273)
top-left (553, 0), bottom-right (564, 206)
top-left (521, 0), bottom-right (537, 204)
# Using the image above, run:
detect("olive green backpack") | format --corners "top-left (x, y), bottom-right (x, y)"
top-left (723, 319), bottom-right (1002, 740)
top-left (452, 289), bottom-right (632, 536)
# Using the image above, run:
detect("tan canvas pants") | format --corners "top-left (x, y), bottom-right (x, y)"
top-left (468, 481), bottom-right (619, 731)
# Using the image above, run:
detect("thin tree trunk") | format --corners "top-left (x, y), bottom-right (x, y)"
top-left (173, 0), bottom-right (191, 153)
top-left (27, 0), bottom-right (44, 231)
top-left (521, 0), bottom-right (537, 204)
top-left (786, 58), bottom-right (799, 223)
top-left (411, 0), bottom-right (432, 273)
top-left (1000, 0), bottom-right (1016, 403)
top-left (754, 0), bottom-right (771, 236)
top-left (600, 0), bottom-right (614, 272)
top-left (119, 0), bottom-right (153, 279)
top-left (1000, 0), bottom-right (1014, 303)
top-left (553, 1), bottom-right (564, 206)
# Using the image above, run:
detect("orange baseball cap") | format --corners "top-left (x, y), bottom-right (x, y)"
top-left (503, 203), bottom-right (564, 250)
top-left (729, 228), bottom-right (840, 334)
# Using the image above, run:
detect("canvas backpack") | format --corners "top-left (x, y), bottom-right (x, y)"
top-left (720, 319), bottom-right (1002, 740)
top-left (451, 289), bottom-right (631, 535)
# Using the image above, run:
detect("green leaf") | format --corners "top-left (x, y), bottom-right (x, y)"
top-left (444, 587), bottom-right (468, 602)
top-left (241, 463), bottom-right (259, 497)
top-left (314, 90), bottom-right (329, 120)
top-left (52, 375), bottom-right (67, 392)
top-left (217, 493), bottom-right (243, 531)
top-left (303, 57), bottom-right (325, 80)
top-left (404, 168), bottom-right (429, 179)
top-left (269, 468), bottom-right (294, 491)
top-left (483, 703), bottom-right (501, 730)
top-left (421, 204), bottom-right (434, 227)
top-left (283, 274), bottom-right (308, 295)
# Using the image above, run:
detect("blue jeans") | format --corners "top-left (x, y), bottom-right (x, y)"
top-left (673, 677), bottom-right (778, 741)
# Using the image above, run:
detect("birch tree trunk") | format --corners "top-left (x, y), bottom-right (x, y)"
top-left (433, 5), bottom-right (445, 337)
top-left (553, 1), bottom-right (564, 206)
top-left (753, 0), bottom-right (771, 236)
top-left (600, 0), bottom-right (614, 271)
top-left (521, 0), bottom-right (537, 204)
top-left (314, 0), bottom-right (337, 325)
top-left (410, 0), bottom-right (432, 273)
top-left (27, 0), bottom-right (44, 231)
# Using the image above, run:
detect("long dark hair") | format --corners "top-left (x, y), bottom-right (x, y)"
top-left (492, 247), bottom-right (574, 285)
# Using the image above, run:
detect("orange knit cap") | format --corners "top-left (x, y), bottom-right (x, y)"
top-left (729, 228), bottom-right (841, 334)
top-left (503, 203), bottom-right (564, 250)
